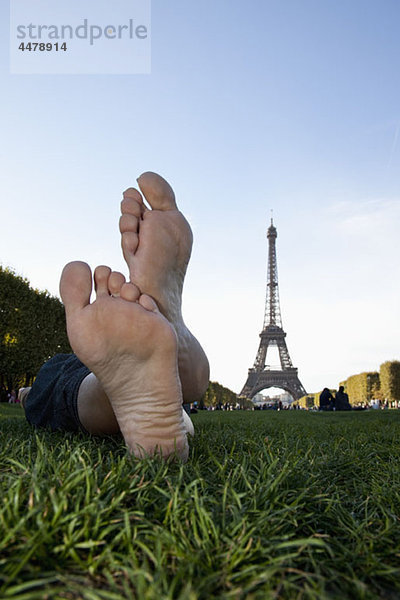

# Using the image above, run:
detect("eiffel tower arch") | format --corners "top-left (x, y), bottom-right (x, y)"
top-left (240, 219), bottom-right (306, 402)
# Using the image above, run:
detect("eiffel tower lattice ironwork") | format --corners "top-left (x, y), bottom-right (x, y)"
top-left (240, 219), bottom-right (306, 401)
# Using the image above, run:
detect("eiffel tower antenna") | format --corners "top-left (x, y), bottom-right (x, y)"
top-left (240, 219), bottom-right (306, 401)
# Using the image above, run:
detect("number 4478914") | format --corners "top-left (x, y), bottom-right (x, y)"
top-left (19, 42), bottom-right (67, 51)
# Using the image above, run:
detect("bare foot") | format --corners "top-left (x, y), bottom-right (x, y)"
top-left (120, 172), bottom-right (209, 402)
top-left (60, 261), bottom-right (189, 460)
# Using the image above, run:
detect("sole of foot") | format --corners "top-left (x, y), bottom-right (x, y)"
top-left (60, 261), bottom-right (189, 460)
top-left (120, 171), bottom-right (210, 403)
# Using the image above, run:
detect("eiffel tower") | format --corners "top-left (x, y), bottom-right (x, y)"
top-left (240, 219), bottom-right (306, 401)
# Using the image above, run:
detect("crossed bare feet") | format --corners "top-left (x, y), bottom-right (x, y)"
top-left (60, 262), bottom-right (189, 460)
top-left (59, 172), bottom-right (208, 461)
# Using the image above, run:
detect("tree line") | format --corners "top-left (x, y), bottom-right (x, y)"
top-left (0, 266), bottom-right (71, 398)
top-left (299, 361), bottom-right (400, 408)
top-left (340, 361), bottom-right (400, 406)
top-left (201, 380), bottom-right (238, 408)
top-left (200, 380), bottom-right (253, 409)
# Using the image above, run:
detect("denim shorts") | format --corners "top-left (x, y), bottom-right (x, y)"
top-left (25, 354), bottom-right (90, 433)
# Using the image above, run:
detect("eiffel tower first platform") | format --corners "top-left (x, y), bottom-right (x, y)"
top-left (240, 219), bottom-right (306, 402)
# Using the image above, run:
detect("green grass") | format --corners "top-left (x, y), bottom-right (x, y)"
top-left (1, 405), bottom-right (400, 599)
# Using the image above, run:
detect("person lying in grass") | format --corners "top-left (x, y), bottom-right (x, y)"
top-left (24, 172), bottom-right (210, 461)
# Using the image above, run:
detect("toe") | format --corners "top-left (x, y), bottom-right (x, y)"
top-left (121, 231), bottom-right (139, 259)
top-left (138, 294), bottom-right (160, 313)
top-left (123, 187), bottom-right (143, 205)
top-left (119, 213), bottom-right (139, 233)
top-left (108, 271), bottom-right (126, 296)
top-left (137, 172), bottom-right (177, 211)
top-left (120, 282), bottom-right (141, 302)
top-left (121, 195), bottom-right (144, 218)
top-left (60, 261), bottom-right (92, 314)
top-left (94, 266), bottom-right (112, 297)
top-left (120, 213), bottom-right (139, 256)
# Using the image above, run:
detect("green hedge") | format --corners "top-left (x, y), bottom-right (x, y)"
top-left (380, 360), bottom-right (400, 403)
top-left (0, 266), bottom-right (71, 394)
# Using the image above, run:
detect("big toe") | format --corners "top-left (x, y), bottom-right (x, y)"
top-left (60, 261), bottom-right (92, 314)
top-left (137, 172), bottom-right (177, 211)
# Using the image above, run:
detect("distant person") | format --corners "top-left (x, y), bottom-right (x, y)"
top-left (8, 390), bottom-right (16, 404)
top-left (22, 172), bottom-right (210, 461)
top-left (335, 386), bottom-right (351, 411)
top-left (319, 387), bottom-right (333, 411)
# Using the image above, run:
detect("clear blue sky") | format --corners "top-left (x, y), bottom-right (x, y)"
top-left (1, 0), bottom-right (399, 395)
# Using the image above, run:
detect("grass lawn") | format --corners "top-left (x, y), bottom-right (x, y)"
top-left (1, 405), bottom-right (400, 599)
